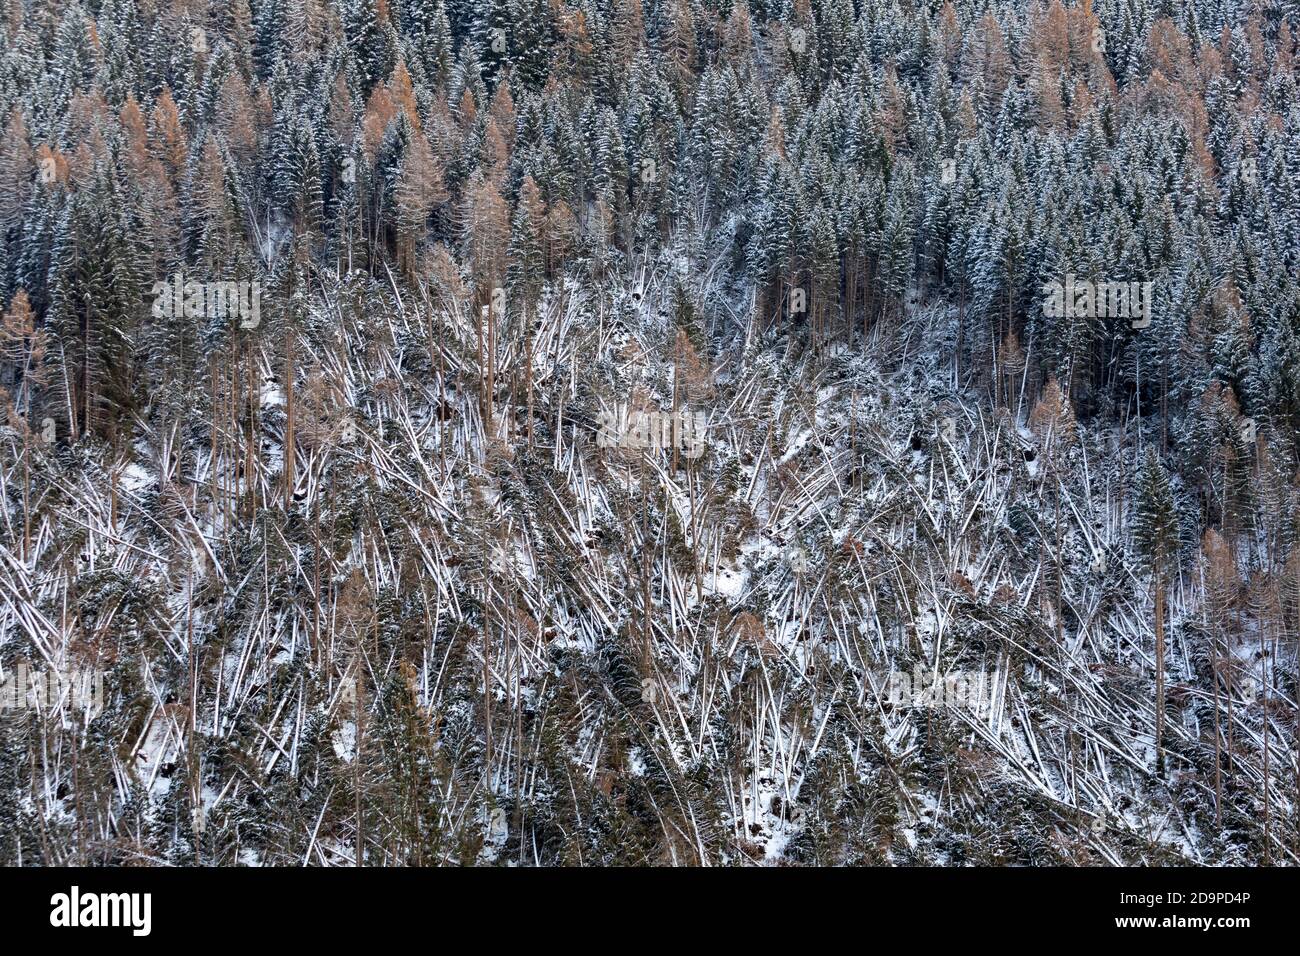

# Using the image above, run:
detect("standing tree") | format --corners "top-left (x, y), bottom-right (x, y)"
top-left (1200, 527), bottom-right (1238, 823)
top-left (1133, 448), bottom-right (1179, 773)
top-left (393, 130), bottom-right (447, 277)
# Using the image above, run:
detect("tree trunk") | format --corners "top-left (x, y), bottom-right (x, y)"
top-left (1154, 560), bottom-right (1166, 774)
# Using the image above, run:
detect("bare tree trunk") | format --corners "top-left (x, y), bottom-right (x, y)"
top-left (1262, 598), bottom-right (1273, 865)
top-left (1154, 560), bottom-right (1166, 774)
top-left (354, 652), bottom-right (365, 866)
top-left (482, 597), bottom-right (494, 787)
top-left (284, 325), bottom-right (296, 509)
top-left (1212, 621), bottom-right (1223, 827)
top-left (526, 306), bottom-right (535, 450)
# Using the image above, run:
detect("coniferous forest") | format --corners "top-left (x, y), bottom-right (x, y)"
top-left (0, 0), bottom-right (1298, 867)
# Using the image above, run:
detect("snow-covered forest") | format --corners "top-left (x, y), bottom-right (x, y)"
top-left (0, 0), bottom-right (1297, 866)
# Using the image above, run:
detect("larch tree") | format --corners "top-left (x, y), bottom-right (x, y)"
top-left (393, 129), bottom-right (447, 277)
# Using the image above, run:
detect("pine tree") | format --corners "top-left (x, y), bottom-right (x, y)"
top-left (505, 174), bottom-right (545, 305)
top-left (48, 170), bottom-right (145, 441)
top-left (342, 0), bottom-right (391, 95)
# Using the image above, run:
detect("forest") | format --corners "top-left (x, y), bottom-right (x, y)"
top-left (0, 0), bottom-right (1297, 865)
